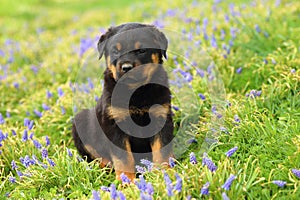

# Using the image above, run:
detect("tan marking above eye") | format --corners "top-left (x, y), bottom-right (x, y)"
top-left (116, 42), bottom-right (122, 51)
top-left (135, 41), bottom-right (141, 49)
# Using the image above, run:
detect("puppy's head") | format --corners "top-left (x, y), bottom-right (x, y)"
top-left (97, 23), bottom-right (168, 81)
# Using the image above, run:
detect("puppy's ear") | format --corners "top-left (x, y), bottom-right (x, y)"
top-left (154, 29), bottom-right (168, 59)
top-left (97, 27), bottom-right (114, 60)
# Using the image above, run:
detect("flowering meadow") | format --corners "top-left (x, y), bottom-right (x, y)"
top-left (0, 0), bottom-right (300, 199)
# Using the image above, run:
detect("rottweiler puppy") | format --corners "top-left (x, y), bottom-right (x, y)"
top-left (72, 23), bottom-right (174, 181)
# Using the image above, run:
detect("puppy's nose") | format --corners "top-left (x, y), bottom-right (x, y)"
top-left (121, 63), bottom-right (133, 73)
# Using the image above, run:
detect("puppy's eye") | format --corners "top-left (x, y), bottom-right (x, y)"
top-left (137, 49), bottom-right (146, 54)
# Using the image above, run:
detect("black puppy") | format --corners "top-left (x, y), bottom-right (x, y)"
top-left (72, 23), bottom-right (174, 181)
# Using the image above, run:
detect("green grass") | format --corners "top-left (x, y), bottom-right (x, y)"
top-left (0, 0), bottom-right (300, 199)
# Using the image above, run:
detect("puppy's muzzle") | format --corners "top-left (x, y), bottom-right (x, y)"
top-left (121, 63), bottom-right (133, 73)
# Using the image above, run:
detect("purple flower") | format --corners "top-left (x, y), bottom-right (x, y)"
top-left (42, 103), bottom-right (50, 111)
top-left (41, 148), bottom-right (48, 159)
top-left (67, 148), bottom-right (73, 157)
top-left (79, 38), bottom-right (94, 57)
top-left (136, 175), bottom-right (147, 192)
top-left (120, 173), bottom-right (131, 184)
top-left (92, 190), bottom-right (101, 200)
top-left (100, 186), bottom-right (110, 192)
top-left (33, 140), bottom-right (42, 149)
top-left (152, 20), bottom-right (164, 29)
top-left (0, 130), bottom-right (6, 142)
top-left (255, 24), bottom-right (261, 33)
top-left (29, 132), bottom-right (34, 140)
top-left (236, 67), bottom-right (242, 74)
top-left (200, 182), bottom-right (210, 195)
top-left (34, 109), bottom-right (43, 118)
top-left (272, 180), bottom-right (286, 188)
top-left (11, 129), bottom-right (16, 136)
top-left (11, 160), bottom-right (18, 170)
top-left (110, 183), bottom-right (118, 200)
top-left (198, 93), bottom-right (206, 100)
top-left (45, 136), bottom-right (50, 146)
top-left (163, 172), bottom-right (172, 186)
top-left (291, 169), bottom-right (300, 179)
top-left (146, 182), bottom-right (154, 196)
top-left (174, 173), bottom-right (182, 192)
top-left (57, 87), bottom-right (64, 97)
top-left (190, 152), bottom-right (197, 164)
top-left (291, 69), bottom-right (296, 73)
top-left (9, 176), bottom-right (16, 184)
top-left (16, 170), bottom-right (23, 177)
top-left (234, 115), bottom-right (240, 123)
top-left (46, 90), bottom-right (53, 99)
top-left (172, 105), bottom-right (179, 111)
top-left (169, 157), bottom-right (175, 168)
top-left (140, 159), bottom-right (153, 171)
top-left (0, 113), bottom-right (5, 124)
top-left (28, 120), bottom-right (34, 130)
top-left (166, 184), bottom-right (173, 197)
top-left (222, 192), bottom-right (230, 200)
top-left (61, 106), bottom-right (66, 115)
top-left (225, 146), bottom-right (238, 157)
top-left (22, 130), bottom-right (28, 142)
top-left (222, 174), bottom-right (236, 190)
top-left (47, 158), bottom-right (56, 167)
top-left (20, 155), bottom-right (35, 168)
top-left (13, 82), bottom-right (19, 89)
top-left (140, 193), bottom-right (152, 200)
top-left (202, 153), bottom-right (217, 172)
top-left (118, 191), bottom-right (126, 200)
top-left (136, 165), bottom-right (146, 174)
top-left (87, 78), bottom-right (94, 89)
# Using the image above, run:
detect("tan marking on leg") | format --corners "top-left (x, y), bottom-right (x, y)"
top-left (116, 42), bottom-right (122, 51)
top-left (84, 144), bottom-right (111, 167)
top-left (134, 41), bottom-right (141, 49)
top-left (151, 53), bottom-right (159, 64)
top-left (151, 136), bottom-right (164, 164)
top-left (112, 138), bottom-right (135, 182)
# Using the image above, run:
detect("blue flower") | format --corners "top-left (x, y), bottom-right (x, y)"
top-left (236, 67), bottom-right (242, 74)
top-left (202, 153), bottom-right (217, 172)
top-left (222, 174), bottom-right (236, 190)
top-left (110, 183), bottom-right (118, 200)
top-left (172, 105), bottom-right (179, 111)
top-left (255, 24), bottom-right (261, 33)
top-left (66, 148), bottom-right (73, 157)
top-left (29, 132), bottom-right (34, 140)
top-left (11, 129), bottom-right (16, 136)
top-left (272, 180), bottom-right (286, 188)
top-left (100, 186), bottom-right (110, 192)
top-left (33, 140), bottom-right (42, 149)
top-left (57, 87), bottom-right (64, 97)
top-left (163, 172), bottom-right (172, 185)
top-left (189, 152), bottom-right (197, 164)
top-left (34, 109), bottom-right (43, 118)
top-left (44, 136), bottom-right (50, 146)
top-left (61, 106), bottom-right (66, 115)
top-left (92, 190), bottom-right (101, 200)
top-left (22, 130), bottom-right (28, 142)
top-left (225, 146), bottom-right (238, 157)
top-left (47, 158), bottom-right (56, 167)
top-left (174, 173), bottom-right (182, 192)
top-left (41, 148), bottom-right (48, 159)
top-left (166, 184), bottom-right (173, 197)
top-left (42, 103), bottom-right (50, 111)
top-left (46, 90), bottom-right (53, 99)
top-left (222, 192), bottom-right (230, 200)
top-left (11, 160), bottom-right (18, 170)
top-left (9, 176), bottom-right (16, 184)
top-left (291, 169), bottom-right (300, 179)
top-left (20, 155), bottom-right (35, 168)
top-left (136, 165), bottom-right (146, 174)
top-left (0, 130), bottom-right (7, 142)
top-left (200, 182), bottom-right (210, 195)
top-left (0, 113), bottom-right (5, 124)
top-left (120, 173), bottom-right (131, 184)
top-left (146, 182), bottom-right (154, 196)
top-left (79, 38), bottom-right (94, 57)
top-left (140, 159), bottom-right (153, 171)
top-left (118, 191), bottom-right (126, 200)
top-left (198, 93), bottom-right (206, 100)
top-left (136, 175), bottom-right (147, 192)
top-left (291, 69), bottom-right (296, 74)
top-left (16, 170), bottom-right (23, 177)
top-left (87, 78), bottom-right (94, 89)
top-left (234, 115), bottom-right (240, 123)
top-left (140, 193), bottom-right (152, 200)
top-left (169, 157), bottom-right (175, 168)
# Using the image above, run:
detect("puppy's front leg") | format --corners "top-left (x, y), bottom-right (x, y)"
top-left (111, 138), bottom-right (135, 182)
